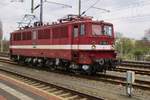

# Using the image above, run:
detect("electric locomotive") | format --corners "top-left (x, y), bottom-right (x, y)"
top-left (10, 15), bottom-right (117, 74)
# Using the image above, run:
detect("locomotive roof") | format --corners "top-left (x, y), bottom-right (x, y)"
top-left (12, 16), bottom-right (113, 33)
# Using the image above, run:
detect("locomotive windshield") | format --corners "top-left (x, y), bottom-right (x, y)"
top-left (103, 25), bottom-right (113, 36)
top-left (92, 24), bottom-right (113, 36)
top-left (92, 24), bottom-right (102, 36)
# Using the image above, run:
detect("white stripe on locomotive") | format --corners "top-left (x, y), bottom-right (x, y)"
top-left (10, 45), bottom-right (114, 50)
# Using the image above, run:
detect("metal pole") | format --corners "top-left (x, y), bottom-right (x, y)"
top-left (40, 0), bottom-right (43, 24)
top-left (0, 20), bottom-right (3, 52)
top-left (121, 41), bottom-right (123, 58)
top-left (0, 39), bottom-right (3, 53)
top-left (31, 0), bottom-right (34, 13)
top-left (79, 0), bottom-right (81, 17)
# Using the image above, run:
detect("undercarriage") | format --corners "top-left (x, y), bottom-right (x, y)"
top-left (10, 55), bottom-right (118, 75)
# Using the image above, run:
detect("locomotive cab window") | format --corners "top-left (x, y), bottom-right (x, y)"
top-left (80, 24), bottom-right (85, 36)
top-left (92, 24), bottom-right (102, 36)
top-left (103, 25), bottom-right (113, 36)
top-left (73, 25), bottom-right (78, 37)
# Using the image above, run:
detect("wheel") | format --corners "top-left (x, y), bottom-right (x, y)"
top-left (82, 65), bottom-right (94, 75)
top-left (50, 65), bottom-right (56, 71)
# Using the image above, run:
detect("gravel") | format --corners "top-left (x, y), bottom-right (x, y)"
top-left (0, 62), bottom-right (150, 100)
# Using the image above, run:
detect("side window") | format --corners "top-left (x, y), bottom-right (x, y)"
top-left (13, 33), bottom-right (21, 41)
top-left (80, 24), bottom-right (85, 36)
top-left (27, 32), bottom-right (32, 40)
top-left (32, 31), bottom-right (37, 40)
top-left (73, 25), bottom-right (78, 37)
top-left (17, 33), bottom-right (21, 41)
top-left (38, 29), bottom-right (51, 39)
top-left (22, 32), bottom-right (26, 40)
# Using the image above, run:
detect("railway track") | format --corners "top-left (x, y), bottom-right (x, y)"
top-left (115, 67), bottom-right (150, 76)
top-left (1, 53), bottom-right (150, 67)
top-left (116, 60), bottom-right (150, 76)
top-left (121, 60), bottom-right (150, 69)
top-left (0, 57), bottom-right (150, 91)
top-left (122, 60), bottom-right (150, 65)
top-left (1, 57), bottom-right (150, 76)
top-left (0, 52), bottom-right (9, 57)
top-left (96, 73), bottom-right (150, 91)
top-left (0, 66), bottom-right (103, 100)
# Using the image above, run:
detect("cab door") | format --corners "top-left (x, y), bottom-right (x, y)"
top-left (71, 24), bottom-right (80, 62)
top-left (32, 30), bottom-right (37, 48)
top-left (72, 24), bottom-right (79, 50)
top-left (78, 24), bottom-right (86, 45)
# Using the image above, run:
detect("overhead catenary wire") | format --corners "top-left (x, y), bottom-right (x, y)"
top-left (110, 0), bottom-right (150, 14)
top-left (8, 0), bottom-right (150, 24)
top-left (44, 0), bottom-right (72, 8)
top-left (92, 7), bottom-right (110, 12)
top-left (103, 14), bottom-right (150, 21)
top-left (81, 0), bottom-right (101, 15)
top-left (98, 0), bottom-right (150, 23)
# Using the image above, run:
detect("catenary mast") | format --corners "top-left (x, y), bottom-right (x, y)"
top-left (0, 20), bottom-right (3, 52)
top-left (79, 0), bottom-right (81, 17)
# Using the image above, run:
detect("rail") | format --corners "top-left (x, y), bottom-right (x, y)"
top-left (0, 58), bottom-right (150, 91)
top-left (0, 65), bottom-right (103, 100)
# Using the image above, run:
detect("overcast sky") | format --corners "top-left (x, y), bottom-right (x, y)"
top-left (1, 0), bottom-right (150, 40)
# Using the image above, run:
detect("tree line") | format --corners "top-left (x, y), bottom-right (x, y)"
top-left (115, 32), bottom-right (150, 61)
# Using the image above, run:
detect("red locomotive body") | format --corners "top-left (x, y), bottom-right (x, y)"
top-left (10, 15), bottom-right (117, 74)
